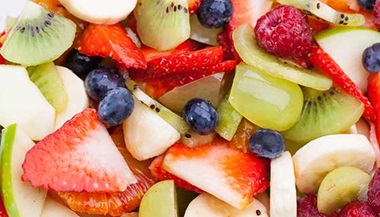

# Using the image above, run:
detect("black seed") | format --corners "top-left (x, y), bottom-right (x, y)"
top-left (178, 4), bottom-right (183, 10)
top-left (150, 104), bottom-right (155, 109)
top-left (166, 6), bottom-right (169, 13)
top-left (317, 96), bottom-right (322, 101)
top-left (345, 17), bottom-right (349, 21)
top-left (155, 107), bottom-right (160, 112)
top-left (44, 20), bottom-right (51, 27)
top-left (35, 26), bottom-right (40, 33)
top-left (339, 20), bottom-right (344, 24)
top-left (139, 2), bottom-right (142, 5)
top-left (185, 133), bottom-right (192, 138)
top-left (256, 209), bottom-right (261, 216)
top-left (174, 5), bottom-right (177, 11)
top-left (184, 7), bottom-right (188, 13)
top-left (171, 2), bottom-right (174, 7)
top-left (340, 14), bottom-right (345, 18)
top-left (20, 27), bottom-right (25, 33)
top-left (316, 2), bottom-right (320, 9)
top-left (47, 12), bottom-right (54, 18)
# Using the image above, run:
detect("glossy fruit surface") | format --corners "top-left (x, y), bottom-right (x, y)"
top-left (64, 49), bottom-right (101, 78)
top-left (229, 63), bottom-right (303, 131)
top-left (362, 42), bottom-right (380, 73)
top-left (249, 129), bottom-right (285, 159)
top-left (197, 0), bottom-right (233, 28)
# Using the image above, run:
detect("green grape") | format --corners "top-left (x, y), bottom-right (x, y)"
top-left (139, 180), bottom-right (178, 217)
top-left (229, 63), bottom-right (303, 131)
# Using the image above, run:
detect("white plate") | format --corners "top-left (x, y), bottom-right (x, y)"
top-left (0, 0), bottom-right (28, 32)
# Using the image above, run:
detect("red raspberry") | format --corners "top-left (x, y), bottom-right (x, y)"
top-left (338, 201), bottom-right (378, 217)
top-left (297, 194), bottom-right (329, 217)
top-left (367, 167), bottom-right (380, 212)
top-left (373, 0), bottom-right (380, 31)
top-left (254, 5), bottom-right (313, 59)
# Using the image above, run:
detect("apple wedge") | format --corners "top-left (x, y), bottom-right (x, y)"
top-left (0, 124), bottom-right (47, 217)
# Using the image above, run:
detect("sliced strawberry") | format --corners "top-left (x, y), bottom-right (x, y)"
top-left (149, 154), bottom-right (203, 193)
top-left (76, 24), bottom-right (146, 69)
top-left (141, 60), bottom-right (237, 98)
top-left (22, 108), bottom-right (137, 193)
top-left (368, 73), bottom-right (380, 147)
top-left (309, 45), bottom-right (376, 122)
top-left (129, 46), bottom-right (224, 81)
top-left (140, 40), bottom-right (202, 62)
top-left (162, 140), bottom-right (270, 209)
top-left (188, 0), bottom-right (202, 14)
top-left (217, 30), bottom-right (240, 61)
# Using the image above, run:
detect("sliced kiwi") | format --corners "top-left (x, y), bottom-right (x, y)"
top-left (126, 80), bottom-right (189, 134)
top-left (27, 62), bottom-right (68, 113)
top-left (277, 0), bottom-right (365, 26)
top-left (181, 130), bottom-right (217, 148)
top-left (282, 86), bottom-right (364, 144)
top-left (215, 93), bottom-right (243, 141)
top-left (0, 1), bottom-right (76, 66)
top-left (134, 0), bottom-right (190, 51)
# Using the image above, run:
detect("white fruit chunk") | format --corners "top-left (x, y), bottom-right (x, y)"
top-left (270, 151), bottom-right (297, 217)
top-left (123, 98), bottom-right (180, 160)
top-left (1, 124), bottom-right (47, 217)
top-left (184, 193), bottom-right (268, 217)
top-left (58, 0), bottom-right (137, 24)
top-left (54, 66), bottom-right (89, 130)
top-left (315, 27), bottom-right (380, 93)
top-left (41, 197), bottom-right (79, 217)
top-left (293, 134), bottom-right (376, 194)
top-left (0, 65), bottom-right (54, 140)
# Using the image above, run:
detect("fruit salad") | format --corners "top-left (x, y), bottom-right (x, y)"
top-left (1, 0), bottom-right (380, 216)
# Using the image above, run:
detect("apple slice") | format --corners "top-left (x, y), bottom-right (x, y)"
top-left (41, 197), bottom-right (79, 217)
top-left (315, 27), bottom-right (380, 93)
top-left (1, 124), bottom-right (47, 217)
top-left (54, 66), bottom-right (89, 130)
top-left (0, 65), bottom-right (55, 140)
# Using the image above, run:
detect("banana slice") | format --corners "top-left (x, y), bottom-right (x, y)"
top-left (58, 0), bottom-right (137, 24)
top-left (270, 151), bottom-right (297, 217)
top-left (184, 193), bottom-right (268, 217)
top-left (293, 134), bottom-right (376, 194)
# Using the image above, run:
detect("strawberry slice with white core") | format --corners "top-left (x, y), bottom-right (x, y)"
top-left (22, 108), bottom-right (137, 193)
top-left (162, 141), bottom-right (269, 209)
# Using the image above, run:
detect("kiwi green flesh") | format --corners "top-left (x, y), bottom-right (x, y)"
top-left (215, 93), bottom-right (243, 141)
top-left (0, 2), bottom-right (76, 66)
top-left (232, 24), bottom-right (333, 91)
top-left (277, 0), bottom-right (365, 26)
top-left (27, 62), bottom-right (68, 113)
top-left (282, 86), bottom-right (364, 144)
top-left (126, 80), bottom-right (189, 135)
top-left (134, 0), bottom-right (190, 51)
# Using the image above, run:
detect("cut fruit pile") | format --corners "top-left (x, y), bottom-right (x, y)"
top-left (1, 0), bottom-right (380, 216)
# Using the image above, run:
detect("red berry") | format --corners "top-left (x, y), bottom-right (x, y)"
top-left (254, 5), bottom-right (313, 59)
top-left (297, 194), bottom-right (328, 217)
top-left (373, 0), bottom-right (380, 31)
top-left (338, 201), bottom-right (378, 217)
top-left (367, 167), bottom-right (380, 212)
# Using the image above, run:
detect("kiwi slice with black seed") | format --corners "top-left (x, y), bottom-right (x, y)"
top-left (134, 0), bottom-right (190, 51)
top-left (282, 86), bottom-right (364, 144)
top-left (0, 1), bottom-right (76, 66)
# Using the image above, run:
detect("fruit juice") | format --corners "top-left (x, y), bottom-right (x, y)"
top-left (1, 0), bottom-right (380, 216)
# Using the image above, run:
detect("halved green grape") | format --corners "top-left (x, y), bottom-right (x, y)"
top-left (232, 23), bottom-right (332, 91)
top-left (139, 180), bottom-right (178, 217)
top-left (229, 63), bottom-right (303, 131)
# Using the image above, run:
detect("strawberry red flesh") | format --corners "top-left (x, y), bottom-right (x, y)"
top-left (141, 60), bottom-right (237, 98)
top-left (129, 46), bottom-right (224, 81)
top-left (22, 108), bottom-right (137, 193)
top-left (76, 24), bottom-right (146, 69)
top-left (309, 45), bottom-right (376, 122)
top-left (0, 197), bottom-right (7, 217)
top-left (368, 73), bottom-right (380, 150)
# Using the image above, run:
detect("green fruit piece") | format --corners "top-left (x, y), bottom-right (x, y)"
top-left (315, 27), bottom-right (380, 93)
top-left (1, 124), bottom-right (47, 217)
top-left (232, 23), bottom-right (332, 91)
top-left (0, 1), bottom-right (76, 66)
top-left (277, 0), bottom-right (365, 26)
top-left (190, 14), bottom-right (222, 46)
top-left (215, 93), bottom-right (243, 141)
top-left (181, 130), bottom-right (217, 148)
top-left (134, 0), bottom-right (190, 50)
top-left (158, 72), bottom-right (232, 114)
top-left (229, 63), bottom-right (303, 131)
top-left (28, 62), bottom-right (68, 113)
top-left (126, 80), bottom-right (189, 135)
top-left (139, 180), bottom-right (178, 217)
top-left (282, 86), bottom-right (364, 144)
top-left (317, 166), bottom-right (371, 215)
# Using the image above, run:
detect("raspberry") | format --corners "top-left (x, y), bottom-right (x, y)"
top-left (367, 167), bottom-right (380, 212)
top-left (254, 5), bottom-right (313, 59)
top-left (338, 201), bottom-right (378, 217)
top-left (297, 194), bottom-right (329, 217)
top-left (373, 0), bottom-right (380, 31)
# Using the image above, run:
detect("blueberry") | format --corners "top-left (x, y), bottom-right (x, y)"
top-left (249, 129), bottom-right (285, 159)
top-left (65, 49), bottom-right (101, 78)
top-left (183, 98), bottom-right (219, 135)
top-left (197, 0), bottom-right (233, 28)
top-left (98, 87), bottom-right (134, 126)
top-left (358, 0), bottom-right (376, 10)
top-left (362, 43), bottom-right (380, 73)
top-left (85, 67), bottom-right (125, 101)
